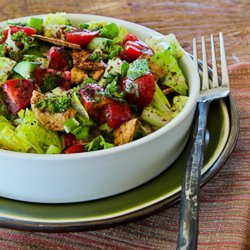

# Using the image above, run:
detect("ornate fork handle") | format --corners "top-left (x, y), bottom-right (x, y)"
top-left (176, 32), bottom-right (229, 250)
top-left (177, 101), bottom-right (209, 250)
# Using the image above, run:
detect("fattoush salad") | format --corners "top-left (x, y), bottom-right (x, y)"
top-left (0, 13), bottom-right (189, 154)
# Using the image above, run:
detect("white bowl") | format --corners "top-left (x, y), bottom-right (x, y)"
top-left (0, 14), bottom-right (200, 203)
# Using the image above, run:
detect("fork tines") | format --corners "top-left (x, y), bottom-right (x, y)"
top-left (193, 32), bottom-right (229, 90)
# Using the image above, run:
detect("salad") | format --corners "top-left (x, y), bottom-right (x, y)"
top-left (0, 13), bottom-right (189, 154)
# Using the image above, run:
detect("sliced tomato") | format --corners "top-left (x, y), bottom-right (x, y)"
top-left (33, 67), bottom-right (71, 92)
top-left (64, 143), bottom-right (85, 154)
top-left (65, 30), bottom-right (99, 47)
top-left (79, 83), bottom-right (112, 120)
top-left (122, 73), bottom-right (155, 107)
top-left (100, 101), bottom-right (132, 129)
top-left (121, 33), bottom-right (154, 62)
top-left (2, 79), bottom-right (36, 115)
top-left (123, 33), bottom-right (138, 43)
top-left (7, 25), bottom-right (36, 36)
top-left (47, 46), bottom-right (70, 71)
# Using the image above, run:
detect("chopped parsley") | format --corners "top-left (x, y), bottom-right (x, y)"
top-left (104, 73), bottom-right (125, 100)
top-left (79, 23), bottom-right (89, 29)
top-left (35, 95), bottom-right (71, 113)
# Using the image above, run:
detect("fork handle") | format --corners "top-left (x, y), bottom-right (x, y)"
top-left (177, 101), bottom-right (210, 250)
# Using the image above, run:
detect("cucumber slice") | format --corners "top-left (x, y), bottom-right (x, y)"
top-left (13, 61), bottom-right (40, 79)
top-left (71, 92), bottom-right (89, 119)
top-left (28, 17), bottom-right (43, 34)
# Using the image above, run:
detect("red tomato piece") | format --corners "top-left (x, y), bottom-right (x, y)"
top-left (64, 133), bottom-right (77, 148)
top-left (47, 46), bottom-right (70, 71)
top-left (64, 143), bottom-right (85, 154)
top-left (79, 83), bottom-right (112, 120)
top-left (122, 73), bottom-right (155, 107)
top-left (2, 79), bottom-right (36, 115)
top-left (33, 67), bottom-right (48, 86)
top-left (65, 30), bottom-right (99, 47)
top-left (33, 67), bottom-right (71, 91)
top-left (121, 33), bottom-right (154, 62)
top-left (123, 33), bottom-right (138, 43)
top-left (124, 41), bottom-right (145, 61)
top-left (1, 26), bottom-right (36, 44)
top-left (100, 101), bottom-right (132, 129)
top-left (61, 71), bottom-right (71, 90)
top-left (8, 25), bottom-right (36, 36)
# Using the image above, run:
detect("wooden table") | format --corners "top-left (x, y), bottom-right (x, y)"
top-left (0, 0), bottom-right (249, 249)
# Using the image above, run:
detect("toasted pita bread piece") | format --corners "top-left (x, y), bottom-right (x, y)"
top-left (32, 35), bottom-right (81, 50)
top-left (72, 50), bottom-right (106, 71)
top-left (113, 118), bottom-right (138, 146)
top-left (31, 90), bottom-right (76, 131)
top-left (71, 67), bottom-right (88, 84)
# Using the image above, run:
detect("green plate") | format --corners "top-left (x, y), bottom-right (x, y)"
top-left (0, 95), bottom-right (239, 232)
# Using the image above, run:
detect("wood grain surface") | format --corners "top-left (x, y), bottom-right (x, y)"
top-left (0, 0), bottom-right (249, 64)
top-left (0, 0), bottom-right (249, 249)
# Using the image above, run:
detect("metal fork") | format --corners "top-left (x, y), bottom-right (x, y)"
top-left (177, 33), bottom-right (230, 250)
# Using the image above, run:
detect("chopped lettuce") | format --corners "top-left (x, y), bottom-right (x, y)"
top-left (151, 50), bottom-right (188, 95)
top-left (99, 58), bottom-right (123, 85)
top-left (0, 116), bottom-right (31, 152)
top-left (171, 96), bottom-right (189, 118)
top-left (43, 24), bottom-right (75, 38)
top-left (141, 106), bottom-right (170, 128)
top-left (150, 83), bottom-right (171, 114)
top-left (87, 37), bottom-right (121, 61)
top-left (113, 26), bottom-right (128, 43)
top-left (146, 33), bottom-right (185, 59)
top-left (46, 144), bottom-right (62, 154)
top-left (87, 37), bottom-right (111, 52)
top-left (85, 135), bottom-right (113, 152)
top-left (0, 126), bottom-right (31, 152)
top-left (16, 109), bottom-right (63, 154)
top-left (0, 115), bottom-right (15, 131)
top-left (43, 12), bottom-right (69, 26)
top-left (141, 83), bottom-right (172, 128)
top-left (85, 21), bottom-right (107, 31)
top-left (0, 57), bottom-right (16, 85)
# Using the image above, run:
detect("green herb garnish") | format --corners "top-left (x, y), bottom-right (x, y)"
top-left (35, 95), bottom-right (71, 113)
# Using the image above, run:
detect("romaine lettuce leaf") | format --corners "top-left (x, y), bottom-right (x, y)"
top-left (151, 50), bottom-right (188, 96)
top-left (146, 33), bottom-right (185, 59)
top-left (43, 12), bottom-right (69, 26)
top-left (113, 26), bottom-right (128, 43)
top-left (0, 126), bottom-right (31, 152)
top-left (85, 135), bottom-right (113, 152)
top-left (16, 109), bottom-right (63, 154)
top-left (0, 57), bottom-right (16, 85)
top-left (171, 96), bottom-right (189, 118)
